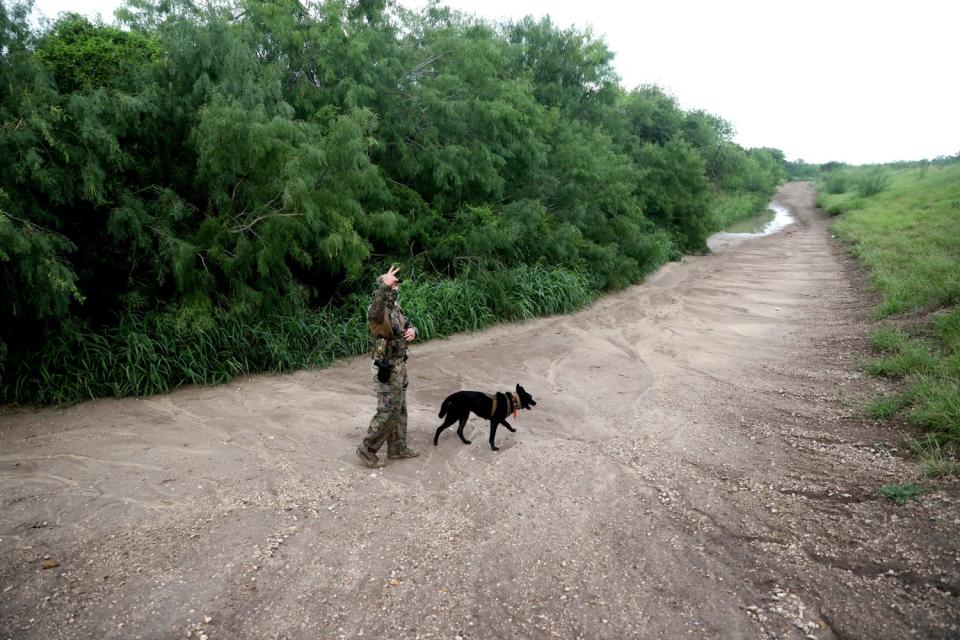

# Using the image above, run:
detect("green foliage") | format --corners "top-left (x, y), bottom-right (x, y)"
top-left (505, 15), bottom-right (619, 124)
top-left (708, 192), bottom-right (770, 230)
top-left (0, 203), bottom-right (82, 319)
top-left (879, 483), bottom-right (928, 505)
top-left (823, 171), bottom-right (849, 194)
top-left (855, 167), bottom-right (890, 197)
top-left (2, 264), bottom-right (590, 404)
top-left (0, 0), bottom-right (785, 404)
top-left (36, 14), bottom-right (161, 91)
top-left (822, 196), bottom-right (865, 217)
top-left (634, 138), bottom-right (711, 253)
top-left (784, 158), bottom-right (820, 180)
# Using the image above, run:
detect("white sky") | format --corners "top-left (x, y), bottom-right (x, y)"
top-left (28, 0), bottom-right (960, 164)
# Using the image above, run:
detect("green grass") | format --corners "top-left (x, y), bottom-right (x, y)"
top-left (865, 393), bottom-right (908, 420)
top-left (865, 327), bottom-right (937, 377)
top-left (825, 165), bottom-right (960, 318)
top-left (815, 191), bottom-right (865, 217)
top-left (910, 437), bottom-right (960, 478)
top-left (2, 264), bottom-right (596, 405)
top-left (820, 163), bottom-right (960, 468)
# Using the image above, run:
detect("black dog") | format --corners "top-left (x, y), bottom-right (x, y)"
top-left (434, 384), bottom-right (536, 451)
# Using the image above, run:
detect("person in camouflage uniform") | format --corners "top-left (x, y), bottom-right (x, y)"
top-left (356, 265), bottom-right (420, 468)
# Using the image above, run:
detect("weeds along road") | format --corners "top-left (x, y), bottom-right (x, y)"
top-left (1, 183), bottom-right (958, 639)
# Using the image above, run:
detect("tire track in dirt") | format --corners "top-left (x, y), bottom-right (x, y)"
top-left (1, 183), bottom-right (957, 639)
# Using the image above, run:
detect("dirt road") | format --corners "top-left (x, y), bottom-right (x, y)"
top-left (2, 183), bottom-right (957, 639)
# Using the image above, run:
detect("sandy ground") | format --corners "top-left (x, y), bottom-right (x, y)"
top-left (1, 182), bottom-right (958, 640)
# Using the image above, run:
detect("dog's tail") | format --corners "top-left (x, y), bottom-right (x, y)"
top-left (438, 396), bottom-right (453, 419)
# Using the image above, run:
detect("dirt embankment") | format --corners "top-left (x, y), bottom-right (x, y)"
top-left (2, 182), bottom-right (958, 639)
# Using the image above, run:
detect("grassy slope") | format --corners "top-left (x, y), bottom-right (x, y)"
top-left (819, 164), bottom-right (960, 475)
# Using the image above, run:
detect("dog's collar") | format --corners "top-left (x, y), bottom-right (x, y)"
top-left (488, 392), bottom-right (521, 418)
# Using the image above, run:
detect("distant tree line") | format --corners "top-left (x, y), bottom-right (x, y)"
top-left (0, 0), bottom-right (785, 403)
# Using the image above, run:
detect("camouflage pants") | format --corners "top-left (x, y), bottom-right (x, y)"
top-left (362, 358), bottom-right (408, 454)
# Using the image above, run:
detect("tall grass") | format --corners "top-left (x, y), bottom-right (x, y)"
top-left (1, 265), bottom-right (595, 405)
top-left (822, 163), bottom-right (960, 463)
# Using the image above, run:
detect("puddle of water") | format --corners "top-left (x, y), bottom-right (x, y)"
top-left (724, 209), bottom-right (776, 234)
top-left (707, 203), bottom-right (795, 251)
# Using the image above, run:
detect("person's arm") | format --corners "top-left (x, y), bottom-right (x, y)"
top-left (368, 266), bottom-right (399, 339)
top-left (367, 278), bottom-right (392, 326)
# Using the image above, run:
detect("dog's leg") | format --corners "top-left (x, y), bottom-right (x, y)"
top-left (456, 415), bottom-right (471, 445)
top-left (489, 420), bottom-right (500, 451)
top-left (433, 414), bottom-right (458, 446)
top-left (502, 419), bottom-right (516, 433)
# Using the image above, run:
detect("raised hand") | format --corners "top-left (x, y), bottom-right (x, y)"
top-left (381, 265), bottom-right (399, 288)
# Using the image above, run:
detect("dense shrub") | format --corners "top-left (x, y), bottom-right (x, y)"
top-left (0, 0), bottom-right (785, 404)
top-left (856, 167), bottom-right (891, 197)
top-left (823, 171), bottom-right (849, 194)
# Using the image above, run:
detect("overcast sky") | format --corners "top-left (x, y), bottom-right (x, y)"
top-left (27, 0), bottom-right (960, 164)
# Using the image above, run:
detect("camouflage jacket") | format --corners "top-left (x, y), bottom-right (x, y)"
top-left (368, 279), bottom-right (416, 361)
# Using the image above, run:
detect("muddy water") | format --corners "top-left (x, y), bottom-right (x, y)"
top-left (707, 202), bottom-right (796, 250)
top-left (725, 209), bottom-right (776, 233)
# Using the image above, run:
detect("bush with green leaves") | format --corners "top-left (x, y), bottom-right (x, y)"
top-left (823, 171), bottom-right (849, 194)
top-left (856, 167), bottom-right (890, 197)
top-left (880, 483), bottom-right (928, 505)
top-left (0, 0), bottom-right (785, 404)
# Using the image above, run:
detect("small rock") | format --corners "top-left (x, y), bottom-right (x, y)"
top-left (41, 559), bottom-right (60, 570)
top-left (204, 616), bottom-right (212, 623)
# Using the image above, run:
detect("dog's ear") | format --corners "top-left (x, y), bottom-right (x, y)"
top-left (516, 383), bottom-right (522, 392)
